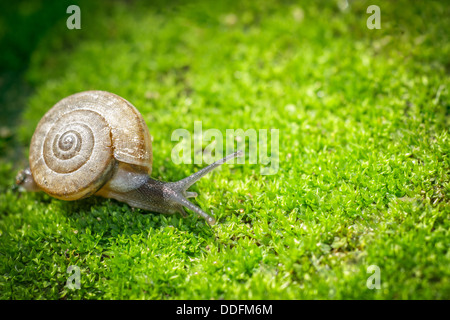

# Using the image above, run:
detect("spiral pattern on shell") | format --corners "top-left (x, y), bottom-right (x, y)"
top-left (30, 109), bottom-right (115, 200)
top-left (28, 91), bottom-right (153, 201)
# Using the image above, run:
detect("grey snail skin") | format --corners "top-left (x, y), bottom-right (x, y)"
top-left (15, 90), bottom-right (242, 226)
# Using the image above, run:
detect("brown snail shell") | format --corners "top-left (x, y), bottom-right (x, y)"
top-left (29, 91), bottom-right (152, 200)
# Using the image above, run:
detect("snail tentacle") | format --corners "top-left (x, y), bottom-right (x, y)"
top-left (167, 151), bottom-right (243, 225)
top-left (99, 152), bottom-right (242, 225)
top-left (176, 151), bottom-right (243, 190)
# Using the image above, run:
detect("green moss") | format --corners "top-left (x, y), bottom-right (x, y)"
top-left (0, 0), bottom-right (449, 299)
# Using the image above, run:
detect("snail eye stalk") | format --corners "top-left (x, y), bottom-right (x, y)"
top-left (165, 151), bottom-right (243, 225)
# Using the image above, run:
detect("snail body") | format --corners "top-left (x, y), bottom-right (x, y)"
top-left (16, 91), bottom-right (241, 225)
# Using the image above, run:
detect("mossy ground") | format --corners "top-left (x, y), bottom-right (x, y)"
top-left (0, 0), bottom-right (449, 299)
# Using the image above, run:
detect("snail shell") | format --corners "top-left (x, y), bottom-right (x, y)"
top-left (29, 91), bottom-right (152, 200)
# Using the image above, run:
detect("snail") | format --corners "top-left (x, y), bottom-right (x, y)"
top-left (15, 90), bottom-right (242, 225)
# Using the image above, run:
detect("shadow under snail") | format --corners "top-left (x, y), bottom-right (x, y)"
top-left (16, 90), bottom-right (242, 225)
